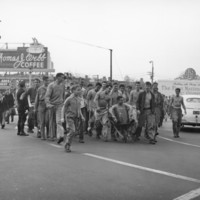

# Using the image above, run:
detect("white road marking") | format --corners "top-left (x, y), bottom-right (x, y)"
top-left (173, 187), bottom-right (200, 200)
top-left (159, 136), bottom-right (200, 148)
top-left (83, 153), bottom-right (200, 184)
top-left (48, 143), bottom-right (63, 148)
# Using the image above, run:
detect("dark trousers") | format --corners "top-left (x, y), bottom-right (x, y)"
top-left (81, 107), bottom-right (88, 133)
top-left (48, 107), bottom-right (57, 139)
top-left (171, 108), bottom-right (182, 136)
top-left (0, 111), bottom-right (5, 126)
top-left (17, 109), bottom-right (27, 133)
top-left (28, 107), bottom-right (35, 130)
top-left (38, 105), bottom-right (49, 139)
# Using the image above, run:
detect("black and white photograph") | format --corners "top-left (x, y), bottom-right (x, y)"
top-left (1, 0), bottom-right (200, 199)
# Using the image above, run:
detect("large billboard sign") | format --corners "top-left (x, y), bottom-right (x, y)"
top-left (0, 79), bottom-right (10, 90)
top-left (158, 80), bottom-right (200, 96)
top-left (0, 47), bottom-right (48, 70)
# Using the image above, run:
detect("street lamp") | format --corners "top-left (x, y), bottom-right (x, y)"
top-left (149, 60), bottom-right (154, 84)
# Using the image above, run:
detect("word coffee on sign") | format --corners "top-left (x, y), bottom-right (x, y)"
top-left (0, 47), bottom-right (48, 69)
top-left (0, 53), bottom-right (46, 69)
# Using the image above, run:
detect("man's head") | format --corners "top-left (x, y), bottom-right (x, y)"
top-left (102, 81), bottom-right (107, 89)
top-left (71, 84), bottom-right (82, 96)
top-left (95, 82), bottom-right (102, 91)
top-left (127, 85), bottom-right (132, 93)
top-left (152, 82), bottom-right (158, 92)
top-left (105, 84), bottom-right (112, 93)
top-left (56, 73), bottom-right (65, 84)
top-left (135, 81), bottom-right (140, 91)
top-left (119, 84), bottom-right (125, 92)
top-left (33, 78), bottom-right (40, 89)
top-left (87, 83), bottom-right (93, 91)
top-left (19, 80), bottom-right (26, 88)
top-left (117, 96), bottom-right (124, 105)
top-left (112, 82), bottom-right (118, 91)
top-left (42, 76), bottom-right (49, 87)
top-left (145, 81), bottom-right (152, 92)
top-left (175, 88), bottom-right (181, 96)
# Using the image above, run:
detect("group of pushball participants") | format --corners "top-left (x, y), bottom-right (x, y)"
top-left (3, 72), bottom-right (186, 153)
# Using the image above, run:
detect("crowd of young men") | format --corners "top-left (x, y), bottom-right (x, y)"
top-left (1, 72), bottom-right (186, 153)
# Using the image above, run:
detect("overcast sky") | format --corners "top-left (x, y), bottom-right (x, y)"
top-left (1, 0), bottom-right (200, 81)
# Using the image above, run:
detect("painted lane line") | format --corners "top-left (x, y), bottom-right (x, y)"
top-left (83, 153), bottom-right (200, 184)
top-left (159, 136), bottom-right (200, 148)
top-left (173, 187), bottom-right (200, 200)
top-left (48, 143), bottom-right (63, 148)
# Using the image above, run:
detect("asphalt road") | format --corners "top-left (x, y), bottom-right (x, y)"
top-left (0, 118), bottom-right (200, 200)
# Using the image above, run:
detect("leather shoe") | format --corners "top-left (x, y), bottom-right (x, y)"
top-left (149, 139), bottom-right (156, 144)
top-left (57, 137), bottom-right (64, 144)
top-left (20, 133), bottom-right (29, 136)
top-left (65, 143), bottom-right (71, 153)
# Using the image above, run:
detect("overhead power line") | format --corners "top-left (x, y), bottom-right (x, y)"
top-left (54, 35), bottom-right (111, 50)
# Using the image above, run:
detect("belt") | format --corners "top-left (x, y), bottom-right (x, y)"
top-left (144, 107), bottom-right (151, 110)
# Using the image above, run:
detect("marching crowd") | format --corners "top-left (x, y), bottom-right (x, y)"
top-left (0, 73), bottom-right (186, 152)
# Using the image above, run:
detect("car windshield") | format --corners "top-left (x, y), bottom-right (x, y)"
top-left (186, 98), bottom-right (200, 103)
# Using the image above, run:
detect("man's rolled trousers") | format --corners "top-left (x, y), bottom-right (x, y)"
top-left (37, 100), bottom-right (49, 139)
top-left (135, 89), bottom-right (156, 142)
top-left (35, 78), bottom-right (50, 139)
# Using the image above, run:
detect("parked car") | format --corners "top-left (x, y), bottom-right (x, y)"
top-left (181, 95), bottom-right (200, 128)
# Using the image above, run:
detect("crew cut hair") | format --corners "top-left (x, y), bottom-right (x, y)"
top-left (56, 73), bottom-right (64, 78)
top-left (71, 84), bottom-right (80, 92)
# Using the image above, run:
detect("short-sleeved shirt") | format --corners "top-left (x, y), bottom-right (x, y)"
top-left (26, 87), bottom-right (38, 104)
top-left (63, 94), bottom-right (81, 119)
top-left (45, 82), bottom-right (65, 106)
top-left (17, 88), bottom-right (28, 110)
top-left (111, 104), bottom-right (130, 124)
top-left (35, 85), bottom-right (47, 108)
top-left (37, 85), bottom-right (47, 101)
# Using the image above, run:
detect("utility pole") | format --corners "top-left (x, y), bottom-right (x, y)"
top-left (0, 20), bottom-right (1, 39)
top-left (149, 60), bottom-right (154, 84)
top-left (110, 49), bottom-right (113, 82)
top-left (54, 36), bottom-right (113, 82)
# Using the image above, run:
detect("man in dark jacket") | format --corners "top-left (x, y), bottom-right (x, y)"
top-left (16, 81), bottom-right (29, 136)
top-left (0, 92), bottom-right (6, 129)
top-left (4, 90), bottom-right (15, 124)
top-left (136, 81), bottom-right (156, 144)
